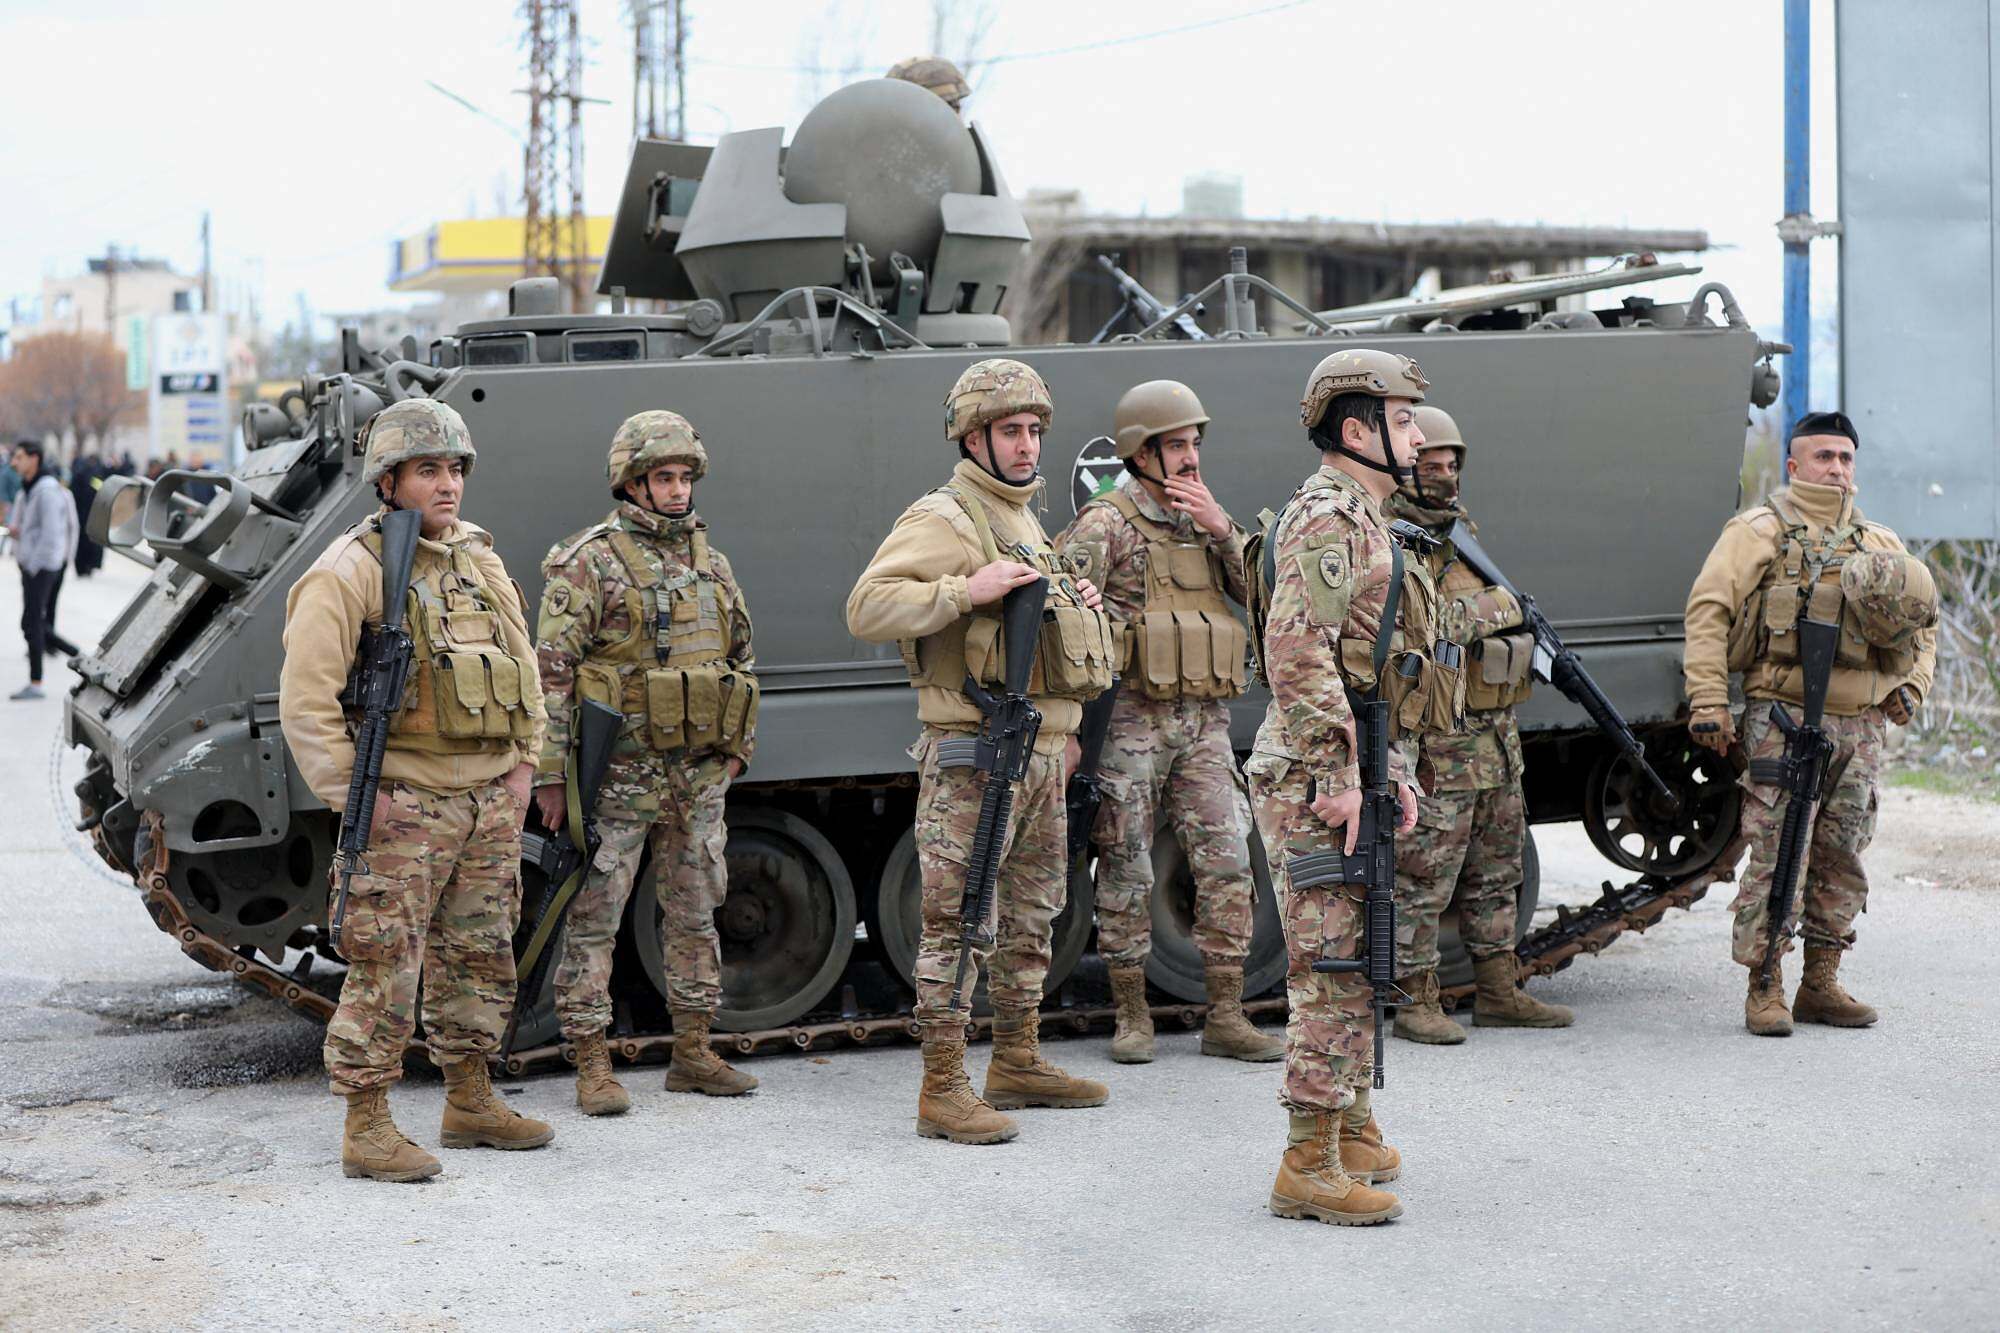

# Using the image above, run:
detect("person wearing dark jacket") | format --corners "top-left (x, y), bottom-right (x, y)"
top-left (70, 453), bottom-right (104, 576)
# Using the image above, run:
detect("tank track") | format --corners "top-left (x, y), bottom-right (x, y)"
top-left (130, 812), bottom-right (1745, 1072)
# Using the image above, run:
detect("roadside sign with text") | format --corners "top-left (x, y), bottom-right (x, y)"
top-left (149, 314), bottom-right (230, 465)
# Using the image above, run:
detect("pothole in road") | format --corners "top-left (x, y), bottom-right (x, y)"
top-left (43, 980), bottom-right (246, 1034)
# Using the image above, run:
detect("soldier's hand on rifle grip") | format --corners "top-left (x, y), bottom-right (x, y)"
top-left (966, 559), bottom-right (1043, 607)
top-left (1312, 785), bottom-right (1364, 854)
top-left (1397, 782), bottom-right (1419, 834)
top-left (1881, 684), bottom-right (1917, 726)
top-left (533, 784), bottom-right (567, 832)
top-left (1689, 705), bottom-right (1735, 754)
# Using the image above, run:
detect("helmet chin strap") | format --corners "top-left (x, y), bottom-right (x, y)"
top-left (966, 425), bottom-right (1040, 487)
top-left (1327, 403), bottom-right (1411, 487)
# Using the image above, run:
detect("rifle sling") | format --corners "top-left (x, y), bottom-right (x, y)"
top-left (515, 743), bottom-right (597, 978)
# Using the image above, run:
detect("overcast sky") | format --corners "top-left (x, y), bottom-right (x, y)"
top-left (0, 0), bottom-right (1839, 338)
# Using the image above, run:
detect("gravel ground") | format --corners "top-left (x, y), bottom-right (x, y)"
top-left (2, 559), bottom-right (1995, 1331)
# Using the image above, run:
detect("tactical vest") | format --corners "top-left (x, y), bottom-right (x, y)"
top-left (1246, 473), bottom-right (1464, 740)
top-left (1436, 548), bottom-right (1533, 713)
top-left (1097, 487), bottom-right (1248, 701)
top-left (568, 524), bottom-right (757, 758)
top-left (357, 529), bottom-right (538, 755)
top-left (899, 483), bottom-right (1117, 701)
top-left (1731, 492), bottom-right (1915, 681)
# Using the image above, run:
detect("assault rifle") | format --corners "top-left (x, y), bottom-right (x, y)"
top-left (502, 697), bottom-right (623, 1058)
top-left (942, 576), bottom-right (1049, 1012)
top-left (1751, 618), bottom-right (1840, 988)
top-left (1446, 519), bottom-right (1679, 809)
top-left (1093, 255), bottom-right (1209, 342)
top-left (1064, 677), bottom-right (1122, 867)
top-left (329, 507), bottom-right (422, 957)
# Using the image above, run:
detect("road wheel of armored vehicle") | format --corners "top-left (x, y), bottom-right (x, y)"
top-left (629, 807), bottom-right (856, 1031)
top-left (1435, 830), bottom-right (1541, 994)
top-left (1584, 730), bottom-right (1741, 878)
top-left (1141, 815), bottom-right (1287, 1003)
top-left (869, 826), bottom-right (1094, 1001)
top-left (160, 811), bottom-right (333, 963)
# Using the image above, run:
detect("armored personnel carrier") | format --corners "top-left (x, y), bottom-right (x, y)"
top-left (67, 78), bottom-right (1780, 1061)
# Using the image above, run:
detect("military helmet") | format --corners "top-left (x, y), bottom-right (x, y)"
top-left (608, 410), bottom-right (707, 492)
top-left (1841, 550), bottom-right (1939, 648)
top-left (944, 358), bottom-right (1052, 443)
top-left (1113, 380), bottom-right (1209, 459)
top-left (1300, 348), bottom-right (1429, 429)
top-left (363, 399), bottom-right (476, 485)
top-left (886, 56), bottom-right (970, 109)
top-left (1413, 405), bottom-right (1466, 465)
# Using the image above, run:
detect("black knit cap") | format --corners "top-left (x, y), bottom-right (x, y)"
top-left (1789, 410), bottom-right (1859, 448)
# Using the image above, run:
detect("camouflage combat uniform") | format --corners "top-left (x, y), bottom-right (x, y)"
top-left (1056, 479), bottom-right (1255, 971)
top-left (1245, 465), bottom-right (1449, 1111)
top-left (281, 509), bottom-right (546, 1097)
top-left (1383, 491), bottom-right (1527, 976)
top-left (535, 500), bottom-right (755, 1036)
top-left (1684, 479), bottom-right (1936, 991)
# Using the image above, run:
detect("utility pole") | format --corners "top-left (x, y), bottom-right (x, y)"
top-left (102, 244), bottom-right (119, 333)
top-left (200, 212), bottom-right (213, 314)
top-left (631, 0), bottom-right (688, 141)
top-left (1777, 0), bottom-right (1840, 435)
top-left (521, 0), bottom-right (599, 312)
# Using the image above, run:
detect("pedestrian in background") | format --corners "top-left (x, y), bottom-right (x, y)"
top-left (71, 451), bottom-right (104, 577)
top-left (4, 441), bottom-right (81, 699)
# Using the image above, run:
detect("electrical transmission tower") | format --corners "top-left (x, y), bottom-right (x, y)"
top-left (522, 0), bottom-right (592, 311)
top-left (631, 0), bottom-right (688, 141)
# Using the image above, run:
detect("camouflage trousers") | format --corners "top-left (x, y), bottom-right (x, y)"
top-left (324, 778), bottom-right (522, 1096)
top-left (1092, 695), bottom-right (1255, 969)
top-left (1394, 780), bottom-right (1524, 974)
top-left (554, 755), bottom-right (731, 1034)
top-left (911, 725), bottom-right (1068, 1042)
top-left (1246, 753), bottom-right (1368, 1114)
top-left (1730, 705), bottom-right (1885, 968)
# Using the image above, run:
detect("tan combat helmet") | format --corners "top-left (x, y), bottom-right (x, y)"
top-left (608, 410), bottom-right (708, 495)
top-left (1113, 379), bottom-right (1209, 459)
top-left (944, 358), bottom-right (1053, 443)
top-left (1412, 404), bottom-right (1466, 467)
top-left (1299, 348), bottom-right (1430, 429)
top-left (887, 55), bottom-right (970, 110)
top-left (363, 399), bottom-right (476, 485)
top-left (1841, 550), bottom-right (1939, 648)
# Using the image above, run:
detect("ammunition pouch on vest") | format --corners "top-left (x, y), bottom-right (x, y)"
top-left (572, 526), bottom-right (757, 757)
top-left (898, 483), bottom-right (1116, 701)
top-left (1734, 495), bottom-right (1908, 679)
top-left (353, 531), bottom-right (538, 755)
top-left (1439, 555), bottom-right (1533, 713)
top-left (1097, 488), bottom-right (1248, 701)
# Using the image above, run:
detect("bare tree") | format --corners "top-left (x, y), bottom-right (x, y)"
top-left (929, 0), bottom-right (998, 87)
top-left (1908, 539), bottom-right (2000, 760)
top-left (0, 332), bottom-right (140, 458)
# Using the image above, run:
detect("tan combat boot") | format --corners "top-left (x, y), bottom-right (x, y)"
top-left (1269, 1111), bottom-right (1403, 1226)
top-left (1108, 965), bottom-right (1156, 1064)
top-left (1745, 959), bottom-right (1794, 1037)
top-left (664, 1010), bottom-right (759, 1096)
top-left (983, 1008), bottom-right (1110, 1110)
top-left (1793, 946), bottom-right (1878, 1027)
top-left (1471, 954), bottom-right (1574, 1028)
top-left (439, 1057), bottom-right (555, 1150)
top-left (1338, 1088), bottom-right (1402, 1185)
top-left (1392, 970), bottom-right (1467, 1045)
top-left (341, 1087), bottom-right (442, 1182)
top-left (1199, 962), bottom-right (1283, 1062)
top-left (571, 1029), bottom-right (631, 1116)
top-left (917, 1039), bottom-right (1019, 1145)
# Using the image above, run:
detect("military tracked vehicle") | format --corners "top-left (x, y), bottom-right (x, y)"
top-left (67, 77), bottom-right (1781, 1061)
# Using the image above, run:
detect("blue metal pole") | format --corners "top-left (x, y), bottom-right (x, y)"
top-left (1782, 0), bottom-right (1811, 434)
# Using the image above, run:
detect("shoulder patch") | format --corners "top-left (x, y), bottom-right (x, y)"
top-left (1318, 547), bottom-right (1348, 587)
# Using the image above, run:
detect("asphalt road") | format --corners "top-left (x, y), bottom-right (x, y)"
top-left (2, 558), bottom-right (1995, 1331)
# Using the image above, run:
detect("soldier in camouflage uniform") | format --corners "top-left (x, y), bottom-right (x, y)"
top-left (1684, 411), bottom-right (1937, 1036)
top-left (1383, 405), bottom-right (1572, 1043)
top-left (846, 358), bottom-right (1117, 1146)
top-left (887, 55), bottom-right (971, 112)
top-left (534, 411), bottom-right (760, 1113)
top-left (1054, 379), bottom-right (1279, 1065)
top-left (280, 398), bottom-right (554, 1183)
top-left (1243, 349), bottom-right (1462, 1226)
